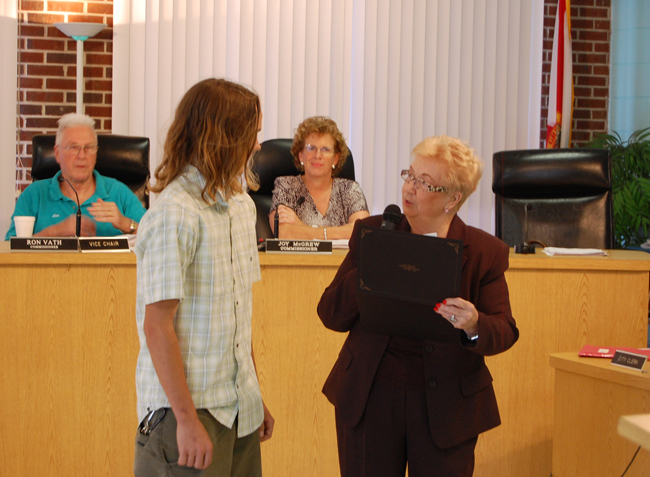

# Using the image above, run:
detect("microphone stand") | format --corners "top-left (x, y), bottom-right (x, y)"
top-left (515, 203), bottom-right (535, 254)
top-left (58, 175), bottom-right (81, 237)
top-left (273, 197), bottom-right (306, 239)
top-left (273, 213), bottom-right (279, 239)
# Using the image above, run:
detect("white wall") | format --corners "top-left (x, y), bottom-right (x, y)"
top-left (0, 1), bottom-right (18, 238)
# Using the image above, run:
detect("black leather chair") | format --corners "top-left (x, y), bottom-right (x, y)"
top-left (31, 134), bottom-right (150, 208)
top-left (249, 138), bottom-right (356, 240)
top-left (492, 148), bottom-right (614, 249)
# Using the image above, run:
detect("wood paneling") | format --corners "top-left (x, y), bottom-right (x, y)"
top-left (252, 258), bottom-right (346, 477)
top-left (551, 353), bottom-right (650, 477)
top-left (475, 261), bottom-right (650, 477)
top-left (1, 244), bottom-right (648, 476)
top-left (0, 247), bottom-right (138, 476)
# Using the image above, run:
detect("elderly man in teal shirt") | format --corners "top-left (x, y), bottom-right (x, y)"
top-left (5, 113), bottom-right (145, 239)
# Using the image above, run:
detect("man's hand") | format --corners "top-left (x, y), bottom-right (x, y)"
top-left (259, 401), bottom-right (275, 442)
top-left (35, 214), bottom-right (96, 237)
top-left (176, 414), bottom-right (213, 469)
top-left (144, 300), bottom-right (212, 469)
top-left (88, 198), bottom-right (131, 232)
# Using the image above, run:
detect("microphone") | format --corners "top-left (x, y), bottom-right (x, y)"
top-left (514, 203), bottom-right (535, 254)
top-left (274, 197), bottom-right (306, 239)
top-left (273, 211), bottom-right (279, 239)
top-left (58, 175), bottom-right (82, 237)
top-left (381, 204), bottom-right (401, 230)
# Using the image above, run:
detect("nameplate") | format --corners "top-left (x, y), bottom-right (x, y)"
top-left (79, 237), bottom-right (130, 252)
top-left (611, 350), bottom-right (648, 372)
top-left (265, 239), bottom-right (332, 254)
top-left (10, 237), bottom-right (79, 252)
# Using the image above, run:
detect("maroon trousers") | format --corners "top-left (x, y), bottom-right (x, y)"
top-left (334, 350), bottom-right (478, 477)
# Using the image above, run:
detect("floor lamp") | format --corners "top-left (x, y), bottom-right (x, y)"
top-left (54, 22), bottom-right (107, 114)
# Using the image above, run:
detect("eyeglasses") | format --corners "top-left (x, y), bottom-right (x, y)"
top-left (401, 169), bottom-right (449, 193)
top-left (64, 144), bottom-right (99, 156)
top-left (139, 408), bottom-right (167, 436)
top-left (304, 144), bottom-right (336, 158)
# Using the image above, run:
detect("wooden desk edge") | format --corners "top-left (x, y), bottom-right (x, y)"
top-left (0, 241), bottom-right (137, 265)
top-left (550, 352), bottom-right (650, 390)
top-left (618, 414), bottom-right (650, 451)
top-left (258, 249), bottom-right (348, 267)
top-left (4, 241), bottom-right (649, 271)
top-left (509, 249), bottom-right (650, 271)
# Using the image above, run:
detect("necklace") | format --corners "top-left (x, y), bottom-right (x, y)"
top-left (307, 183), bottom-right (332, 216)
top-left (312, 189), bottom-right (331, 203)
top-left (303, 176), bottom-right (333, 204)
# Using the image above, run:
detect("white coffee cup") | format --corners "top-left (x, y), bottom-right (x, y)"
top-left (14, 216), bottom-right (36, 237)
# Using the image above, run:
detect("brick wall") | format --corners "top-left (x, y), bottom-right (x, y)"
top-left (16, 0), bottom-right (113, 192)
top-left (541, 0), bottom-right (611, 147)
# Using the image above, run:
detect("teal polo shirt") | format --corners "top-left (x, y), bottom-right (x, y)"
top-left (5, 170), bottom-right (147, 239)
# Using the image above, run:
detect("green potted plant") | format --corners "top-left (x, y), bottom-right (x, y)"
top-left (588, 127), bottom-right (650, 248)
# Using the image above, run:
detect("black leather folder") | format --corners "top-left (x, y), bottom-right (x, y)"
top-left (357, 225), bottom-right (463, 342)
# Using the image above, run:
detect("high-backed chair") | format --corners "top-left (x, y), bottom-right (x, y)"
top-left (32, 134), bottom-right (150, 208)
top-left (492, 148), bottom-right (614, 249)
top-left (249, 138), bottom-right (356, 240)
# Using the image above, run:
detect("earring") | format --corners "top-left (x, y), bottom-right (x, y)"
top-left (332, 164), bottom-right (335, 170)
top-left (301, 161), bottom-right (304, 166)
top-left (445, 208), bottom-right (449, 213)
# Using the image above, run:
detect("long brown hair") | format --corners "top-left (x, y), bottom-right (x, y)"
top-left (151, 78), bottom-right (261, 201)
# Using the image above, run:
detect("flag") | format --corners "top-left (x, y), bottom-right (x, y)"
top-left (546, 0), bottom-right (573, 148)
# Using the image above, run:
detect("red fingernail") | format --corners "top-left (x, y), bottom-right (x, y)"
top-left (434, 307), bottom-right (439, 312)
top-left (443, 300), bottom-right (447, 304)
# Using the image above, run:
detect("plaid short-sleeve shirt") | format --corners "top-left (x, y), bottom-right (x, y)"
top-left (134, 165), bottom-right (263, 437)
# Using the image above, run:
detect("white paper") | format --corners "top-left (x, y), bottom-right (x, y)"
top-left (542, 247), bottom-right (608, 256)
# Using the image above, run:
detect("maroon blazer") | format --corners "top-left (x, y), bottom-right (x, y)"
top-left (317, 214), bottom-right (519, 449)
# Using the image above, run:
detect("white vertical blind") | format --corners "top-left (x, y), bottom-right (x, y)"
top-left (349, 0), bottom-right (543, 230)
top-left (113, 0), bottom-right (543, 231)
top-left (0, 1), bottom-right (18, 236)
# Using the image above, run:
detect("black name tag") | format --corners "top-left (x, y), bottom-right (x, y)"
top-left (265, 239), bottom-right (332, 254)
top-left (79, 237), bottom-right (130, 252)
top-left (611, 350), bottom-right (648, 372)
top-left (10, 237), bottom-right (79, 252)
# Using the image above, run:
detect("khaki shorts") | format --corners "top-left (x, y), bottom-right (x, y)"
top-left (134, 408), bottom-right (261, 477)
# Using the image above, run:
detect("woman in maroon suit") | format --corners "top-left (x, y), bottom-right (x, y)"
top-left (317, 135), bottom-right (519, 477)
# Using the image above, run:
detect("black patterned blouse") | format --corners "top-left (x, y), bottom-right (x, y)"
top-left (270, 175), bottom-right (369, 227)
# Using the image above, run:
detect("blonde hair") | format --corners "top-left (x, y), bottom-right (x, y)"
top-left (151, 78), bottom-right (261, 201)
top-left (290, 116), bottom-right (349, 176)
top-left (56, 113), bottom-right (97, 145)
top-left (411, 135), bottom-right (484, 210)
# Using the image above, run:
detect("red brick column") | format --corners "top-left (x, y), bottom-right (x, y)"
top-left (541, 0), bottom-right (611, 147)
top-left (16, 1), bottom-right (113, 192)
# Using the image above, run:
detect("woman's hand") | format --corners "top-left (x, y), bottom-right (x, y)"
top-left (276, 204), bottom-right (305, 226)
top-left (434, 297), bottom-right (479, 337)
